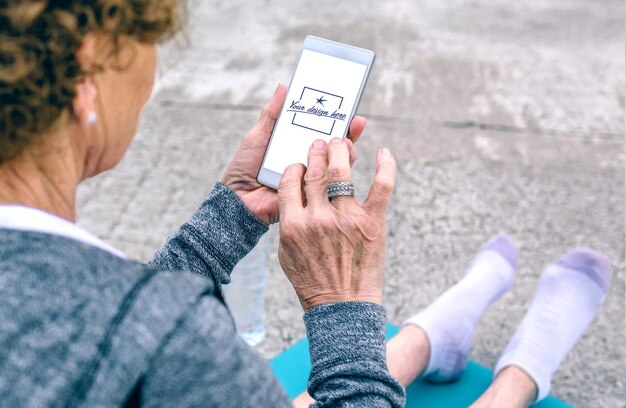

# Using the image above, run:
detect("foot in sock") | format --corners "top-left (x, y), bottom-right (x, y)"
top-left (404, 234), bottom-right (518, 382)
top-left (494, 248), bottom-right (612, 402)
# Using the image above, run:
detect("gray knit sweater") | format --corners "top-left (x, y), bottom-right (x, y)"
top-left (0, 183), bottom-right (405, 407)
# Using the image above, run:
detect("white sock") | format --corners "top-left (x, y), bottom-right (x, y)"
top-left (404, 234), bottom-right (518, 382)
top-left (494, 248), bottom-right (612, 401)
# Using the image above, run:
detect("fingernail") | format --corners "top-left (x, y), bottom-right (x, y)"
top-left (381, 147), bottom-right (391, 157)
top-left (313, 139), bottom-right (326, 149)
top-left (330, 138), bottom-right (342, 144)
top-left (274, 84), bottom-right (280, 96)
top-left (344, 138), bottom-right (353, 147)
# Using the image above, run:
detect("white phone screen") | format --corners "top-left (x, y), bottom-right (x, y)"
top-left (262, 49), bottom-right (368, 175)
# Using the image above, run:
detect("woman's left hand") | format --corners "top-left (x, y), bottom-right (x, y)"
top-left (221, 84), bottom-right (367, 225)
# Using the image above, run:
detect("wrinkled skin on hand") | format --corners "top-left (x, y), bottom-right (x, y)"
top-left (277, 138), bottom-right (397, 310)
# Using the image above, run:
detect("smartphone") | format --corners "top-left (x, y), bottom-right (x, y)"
top-left (257, 36), bottom-right (375, 189)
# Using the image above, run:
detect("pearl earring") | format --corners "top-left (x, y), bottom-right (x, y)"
top-left (88, 111), bottom-right (97, 127)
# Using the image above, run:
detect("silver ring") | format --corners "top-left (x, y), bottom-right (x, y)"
top-left (327, 182), bottom-right (355, 199)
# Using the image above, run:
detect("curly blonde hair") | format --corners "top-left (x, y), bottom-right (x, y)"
top-left (0, 0), bottom-right (185, 164)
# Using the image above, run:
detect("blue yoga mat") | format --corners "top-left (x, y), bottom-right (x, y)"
top-left (269, 324), bottom-right (572, 407)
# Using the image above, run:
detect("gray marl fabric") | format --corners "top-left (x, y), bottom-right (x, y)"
top-left (0, 183), bottom-right (405, 407)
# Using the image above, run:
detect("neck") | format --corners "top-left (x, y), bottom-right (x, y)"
top-left (0, 128), bottom-right (85, 222)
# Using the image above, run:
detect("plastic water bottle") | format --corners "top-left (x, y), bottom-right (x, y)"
top-left (223, 235), bottom-right (268, 346)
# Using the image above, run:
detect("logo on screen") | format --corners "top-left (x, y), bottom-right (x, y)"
top-left (286, 87), bottom-right (347, 135)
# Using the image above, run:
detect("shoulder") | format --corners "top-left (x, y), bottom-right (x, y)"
top-left (0, 229), bottom-right (217, 406)
top-left (0, 229), bottom-right (210, 330)
top-left (0, 228), bottom-right (208, 297)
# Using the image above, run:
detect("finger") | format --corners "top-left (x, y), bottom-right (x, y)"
top-left (304, 139), bottom-right (329, 209)
top-left (364, 148), bottom-right (397, 214)
top-left (278, 163), bottom-right (306, 219)
top-left (327, 138), bottom-right (355, 207)
top-left (345, 138), bottom-right (357, 166)
top-left (347, 116), bottom-right (367, 144)
top-left (257, 84), bottom-right (287, 136)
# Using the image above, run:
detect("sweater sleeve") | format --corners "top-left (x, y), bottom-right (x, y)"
top-left (150, 183), bottom-right (268, 288)
top-left (304, 302), bottom-right (406, 407)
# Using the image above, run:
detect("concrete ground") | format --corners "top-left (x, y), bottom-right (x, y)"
top-left (77, 0), bottom-right (624, 406)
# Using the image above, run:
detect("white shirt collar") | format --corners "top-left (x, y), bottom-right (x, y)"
top-left (0, 205), bottom-right (126, 258)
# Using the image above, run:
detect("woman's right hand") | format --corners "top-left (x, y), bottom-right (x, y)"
top-left (277, 138), bottom-right (397, 310)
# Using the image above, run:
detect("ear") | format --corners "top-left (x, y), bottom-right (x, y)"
top-left (72, 36), bottom-right (98, 127)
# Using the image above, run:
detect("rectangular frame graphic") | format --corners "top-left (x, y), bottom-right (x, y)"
top-left (291, 87), bottom-right (344, 135)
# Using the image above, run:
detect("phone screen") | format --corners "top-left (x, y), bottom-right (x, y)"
top-left (261, 49), bottom-right (368, 175)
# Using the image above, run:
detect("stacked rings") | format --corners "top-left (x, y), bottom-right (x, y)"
top-left (327, 182), bottom-right (355, 199)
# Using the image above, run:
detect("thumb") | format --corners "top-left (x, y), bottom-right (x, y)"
top-left (257, 84), bottom-right (286, 136)
top-left (364, 148), bottom-right (397, 215)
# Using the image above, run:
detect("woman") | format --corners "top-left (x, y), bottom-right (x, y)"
top-left (0, 2), bottom-right (612, 407)
top-left (0, 1), bottom-right (403, 407)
